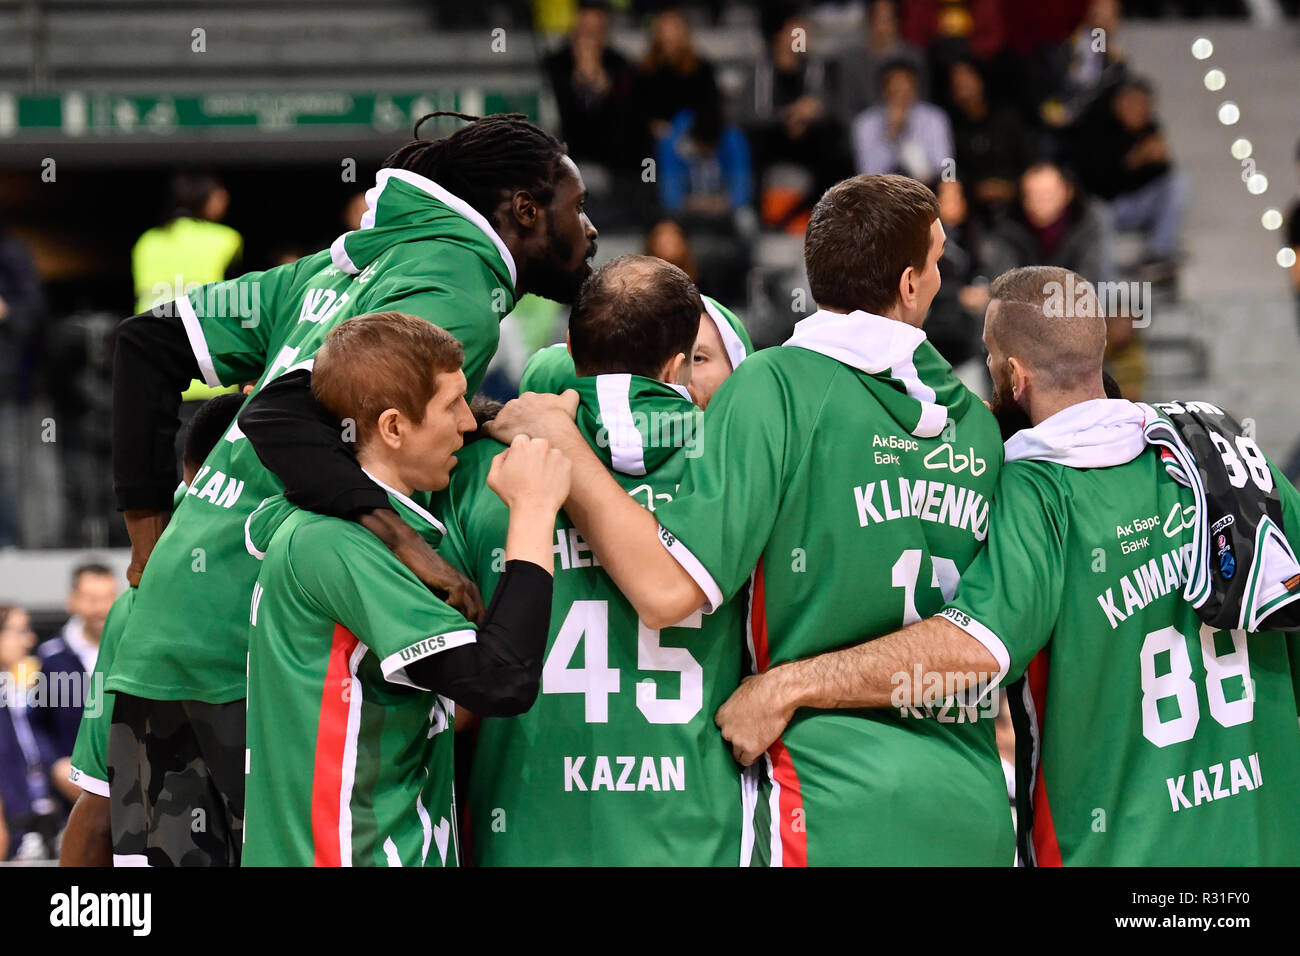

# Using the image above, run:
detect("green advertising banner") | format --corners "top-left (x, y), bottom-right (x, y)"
top-left (0, 90), bottom-right (539, 136)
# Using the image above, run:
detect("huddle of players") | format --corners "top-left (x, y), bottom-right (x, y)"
top-left (66, 113), bottom-right (1300, 867)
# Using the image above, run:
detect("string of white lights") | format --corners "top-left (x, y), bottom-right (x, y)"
top-left (1192, 36), bottom-right (1296, 269)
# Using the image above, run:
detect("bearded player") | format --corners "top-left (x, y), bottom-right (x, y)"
top-left (716, 266), bottom-right (1300, 865)
top-left (108, 113), bottom-right (596, 865)
top-left (490, 175), bottom-right (1013, 865)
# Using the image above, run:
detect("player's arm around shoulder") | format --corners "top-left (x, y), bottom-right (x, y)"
top-left (716, 460), bottom-right (1063, 767)
top-left (488, 390), bottom-right (708, 630)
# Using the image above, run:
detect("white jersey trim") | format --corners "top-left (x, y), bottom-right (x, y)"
top-left (69, 763), bottom-right (109, 798)
top-left (383, 837), bottom-right (402, 867)
top-left (738, 763), bottom-right (759, 867)
top-left (380, 629), bottom-right (478, 690)
top-left (244, 496), bottom-right (277, 560)
top-left (702, 297), bottom-right (748, 372)
top-left (415, 791), bottom-right (433, 866)
top-left (765, 751), bottom-right (783, 867)
top-left (937, 608), bottom-right (1011, 706)
top-left (596, 373), bottom-right (646, 476)
top-left (1018, 678), bottom-right (1042, 867)
top-left (338, 642), bottom-right (368, 867)
top-left (656, 524), bottom-right (724, 614)
top-left (175, 293), bottom-right (223, 389)
top-left (112, 854), bottom-right (150, 867)
top-left (330, 168), bottom-right (517, 288)
top-left (362, 469), bottom-right (447, 535)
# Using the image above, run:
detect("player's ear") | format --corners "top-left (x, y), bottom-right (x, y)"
top-left (511, 189), bottom-right (540, 230)
top-left (1008, 357), bottom-right (1029, 402)
top-left (897, 266), bottom-right (916, 313)
top-left (375, 407), bottom-right (403, 450)
top-left (661, 352), bottom-right (690, 386)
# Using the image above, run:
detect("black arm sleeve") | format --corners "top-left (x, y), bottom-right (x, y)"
top-left (237, 368), bottom-right (392, 519)
top-left (112, 305), bottom-right (203, 511)
top-left (404, 560), bottom-right (552, 717)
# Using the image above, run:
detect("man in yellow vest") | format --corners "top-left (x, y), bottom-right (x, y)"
top-left (131, 172), bottom-right (243, 403)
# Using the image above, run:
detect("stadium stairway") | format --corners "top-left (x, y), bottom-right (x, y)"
top-left (1122, 21), bottom-right (1300, 459)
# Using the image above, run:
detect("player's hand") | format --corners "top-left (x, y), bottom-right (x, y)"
top-left (715, 669), bottom-right (797, 767)
top-left (361, 509), bottom-right (486, 622)
top-left (485, 389), bottom-right (580, 447)
top-left (122, 509), bottom-right (172, 587)
top-left (487, 435), bottom-right (572, 514)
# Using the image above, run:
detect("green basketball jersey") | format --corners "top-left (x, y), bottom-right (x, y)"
top-left (70, 483), bottom-right (187, 794)
top-left (653, 309), bottom-right (1014, 866)
top-left (517, 296), bottom-right (754, 396)
top-left (942, 399), bottom-right (1300, 865)
top-left (518, 343), bottom-right (577, 395)
top-left (436, 374), bottom-right (745, 866)
top-left (109, 171), bottom-right (516, 704)
top-left (68, 588), bottom-right (135, 797)
top-left (242, 485), bottom-right (474, 867)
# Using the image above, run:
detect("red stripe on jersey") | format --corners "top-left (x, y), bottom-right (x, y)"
top-left (751, 559), bottom-right (770, 672)
top-left (751, 558), bottom-right (809, 865)
top-left (768, 738), bottom-right (809, 866)
top-left (311, 623), bottom-right (359, 867)
top-left (1026, 649), bottom-right (1063, 867)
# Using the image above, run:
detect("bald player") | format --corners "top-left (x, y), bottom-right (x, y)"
top-left (715, 265), bottom-right (1300, 865)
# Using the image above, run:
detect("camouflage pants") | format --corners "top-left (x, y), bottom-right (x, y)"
top-left (107, 694), bottom-right (245, 866)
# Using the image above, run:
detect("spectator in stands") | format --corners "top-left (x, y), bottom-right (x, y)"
top-left (544, 0), bottom-right (643, 170)
top-left (927, 179), bottom-right (990, 370)
top-left (900, 0), bottom-right (1008, 99)
top-left (132, 172), bottom-right (243, 409)
top-left (636, 7), bottom-right (720, 141)
top-left (947, 58), bottom-right (1031, 216)
top-left (0, 604), bottom-right (61, 860)
top-left (739, 4), bottom-right (852, 228)
top-left (836, 0), bottom-right (927, 121)
top-left (656, 100), bottom-right (752, 219)
top-left (34, 562), bottom-right (118, 801)
top-left (1042, 0), bottom-right (1128, 129)
top-left (0, 225), bottom-right (44, 549)
top-left (1073, 76), bottom-right (1188, 274)
top-left (655, 101), bottom-right (753, 304)
top-left (985, 161), bottom-right (1146, 397)
top-left (645, 219), bottom-right (699, 282)
top-left (852, 59), bottom-right (953, 182)
top-left (132, 172), bottom-right (242, 316)
top-left (981, 161), bottom-right (1113, 285)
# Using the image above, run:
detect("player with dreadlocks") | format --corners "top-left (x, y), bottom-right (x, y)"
top-left (106, 112), bottom-right (596, 865)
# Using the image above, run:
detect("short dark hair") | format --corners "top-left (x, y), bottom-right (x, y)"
top-left (876, 56), bottom-right (920, 90)
top-left (383, 112), bottom-right (569, 222)
top-left (169, 171), bottom-right (224, 220)
top-left (804, 174), bottom-right (940, 314)
top-left (72, 562), bottom-right (114, 589)
top-left (569, 255), bottom-right (701, 379)
top-left (184, 392), bottom-right (247, 471)
top-left (987, 266), bottom-right (1105, 391)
